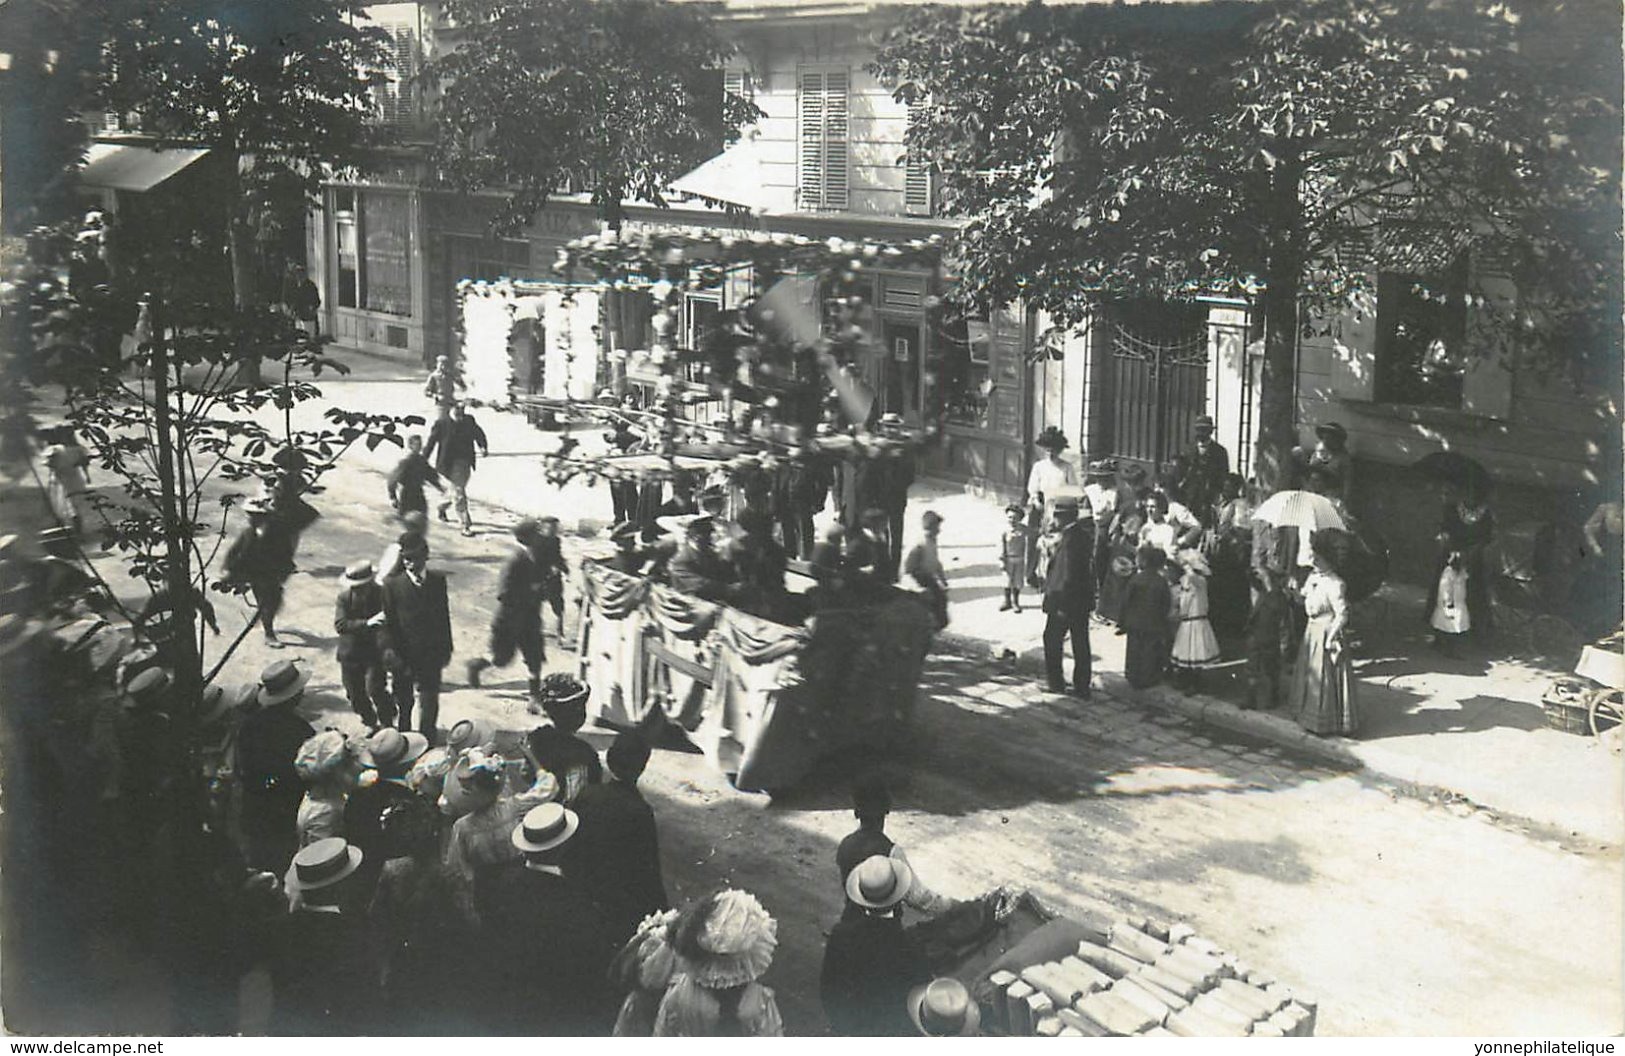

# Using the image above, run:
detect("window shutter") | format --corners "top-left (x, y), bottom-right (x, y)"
top-left (905, 101), bottom-right (932, 216)
top-left (799, 71), bottom-right (826, 210)
top-left (822, 69), bottom-right (849, 210)
top-left (723, 69), bottom-right (750, 103)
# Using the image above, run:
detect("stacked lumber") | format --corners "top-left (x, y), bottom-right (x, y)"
top-left (982, 918), bottom-right (1318, 1038)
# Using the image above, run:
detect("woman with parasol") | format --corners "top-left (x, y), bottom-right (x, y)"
top-left (1289, 528), bottom-right (1360, 736)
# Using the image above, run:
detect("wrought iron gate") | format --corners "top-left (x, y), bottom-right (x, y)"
top-left (1107, 319), bottom-right (1209, 479)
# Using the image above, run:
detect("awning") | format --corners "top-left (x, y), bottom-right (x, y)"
top-left (668, 137), bottom-right (795, 216)
top-left (78, 143), bottom-right (210, 192)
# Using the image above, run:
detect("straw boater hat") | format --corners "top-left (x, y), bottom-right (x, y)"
top-left (123, 666), bottom-right (173, 711)
top-left (287, 837), bottom-right (363, 892)
top-left (512, 802), bottom-right (580, 854)
top-left (446, 717), bottom-right (494, 755)
top-left (257, 659), bottom-right (311, 706)
top-left (845, 855), bottom-right (914, 911)
top-left (342, 560), bottom-right (374, 586)
top-left (362, 727), bottom-right (429, 773)
top-left (673, 889), bottom-right (778, 989)
top-left (909, 978), bottom-right (981, 1037)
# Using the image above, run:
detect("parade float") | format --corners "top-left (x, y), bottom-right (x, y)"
top-left (455, 227), bottom-right (950, 791)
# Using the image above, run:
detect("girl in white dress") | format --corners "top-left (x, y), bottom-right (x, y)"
top-left (1170, 550), bottom-right (1220, 691)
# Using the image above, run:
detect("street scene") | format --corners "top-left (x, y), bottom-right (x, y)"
top-left (1, 0), bottom-right (1621, 1041)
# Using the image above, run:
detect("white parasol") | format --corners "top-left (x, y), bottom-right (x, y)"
top-left (1252, 490), bottom-right (1347, 532)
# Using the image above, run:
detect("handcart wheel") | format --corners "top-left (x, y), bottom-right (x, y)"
top-left (1589, 689), bottom-right (1623, 738)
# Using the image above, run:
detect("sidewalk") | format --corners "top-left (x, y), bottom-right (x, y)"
top-left (326, 347), bottom-right (1625, 846)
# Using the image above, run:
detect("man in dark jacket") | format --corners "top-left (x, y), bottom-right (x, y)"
top-left (237, 660), bottom-right (316, 872)
top-left (424, 402), bottom-right (489, 536)
top-left (380, 537), bottom-right (453, 740)
top-left (387, 434), bottom-right (443, 519)
top-left (344, 726), bottom-right (427, 871)
top-left (222, 498), bottom-right (295, 648)
top-left (1042, 494), bottom-right (1096, 698)
top-left (270, 838), bottom-right (378, 1035)
top-left (466, 519), bottom-right (549, 700)
top-left (821, 855), bottom-right (932, 1036)
top-left (665, 516), bottom-right (738, 602)
top-left (571, 732), bottom-right (667, 946)
top-left (1174, 415), bottom-right (1230, 527)
top-left (334, 560), bottom-right (391, 727)
top-left (475, 804), bottom-right (617, 1035)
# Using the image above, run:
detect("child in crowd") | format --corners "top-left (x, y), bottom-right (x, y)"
top-left (1119, 545), bottom-right (1174, 689)
top-left (1170, 550), bottom-right (1220, 692)
top-left (999, 503), bottom-right (1028, 613)
top-left (1245, 567), bottom-right (1290, 710)
top-left (1430, 551), bottom-right (1471, 656)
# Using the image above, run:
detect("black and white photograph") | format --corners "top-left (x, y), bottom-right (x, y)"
top-left (0, 0), bottom-right (1620, 1040)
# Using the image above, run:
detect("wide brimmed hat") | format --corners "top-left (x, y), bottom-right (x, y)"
top-left (1034, 426), bottom-right (1069, 452)
top-left (446, 717), bottom-right (494, 755)
top-left (342, 560), bottom-right (375, 585)
top-left (512, 802), bottom-right (579, 853)
top-left (197, 684), bottom-right (236, 728)
top-left (1194, 414), bottom-right (1216, 433)
top-left (363, 727), bottom-right (429, 772)
top-left (123, 666), bottom-right (173, 710)
top-left (537, 673), bottom-right (591, 712)
top-left (1085, 458), bottom-right (1119, 480)
top-left (288, 838), bottom-right (363, 891)
top-left (257, 659), bottom-right (311, 706)
top-left (675, 889), bottom-right (779, 988)
top-left (909, 978), bottom-right (981, 1037)
top-left (1179, 549), bottom-right (1212, 577)
top-left (845, 855), bottom-right (914, 911)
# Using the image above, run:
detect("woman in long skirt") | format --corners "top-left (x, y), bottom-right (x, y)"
top-left (1289, 529), bottom-right (1358, 736)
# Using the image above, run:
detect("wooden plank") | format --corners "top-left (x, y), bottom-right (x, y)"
top-left (645, 639), bottom-right (714, 686)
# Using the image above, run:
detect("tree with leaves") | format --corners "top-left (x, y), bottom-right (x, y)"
top-left (427, 0), bottom-right (760, 231)
top-left (873, 0), bottom-right (1621, 485)
top-left (95, 0), bottom-right (392, 320)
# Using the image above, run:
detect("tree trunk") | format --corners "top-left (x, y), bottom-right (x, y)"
top-left (225, 156), bottom-right (262, 387)
top-left (1254, 159), bottom-right (1303, 492)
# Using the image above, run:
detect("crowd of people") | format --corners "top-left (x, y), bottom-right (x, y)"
top-left (1014, 418), bottom-right (1371, 737)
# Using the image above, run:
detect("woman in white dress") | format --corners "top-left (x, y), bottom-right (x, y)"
top-left (1170, 550), bottom-right (1220, 690)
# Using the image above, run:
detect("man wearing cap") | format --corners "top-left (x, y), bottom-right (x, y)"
top-left (376, 511), bottom-right (429, 586)
top-left (387, 434), bottom-right (444, 520)
top-left (270, 837), bottom-right (378, 1034)
top-left (475, 803), bottom-right (617, 1034)
top-left (821, 855), bottom-right (933, 1036)
top-left (666, 515), bottom-right (739, 603)
top-left (222, 497), bottom-right (296, 648)
top-left (424, 402), bottom-right (489, 536)
top-left (466, 519), bottom-right (551, 700)
top-left (344, 727), bottom-right (429, 870)
top-left (335, 560), bottom-right (391, 728)
top-left (1174, 415), bottom-right (1231, 527)
top-left (571, 731), bottom-right (668, 945)
top-left (381, 537), bottom-right (453, 739)
top-left (1042, 491), bottom-right (1097, 698)
top-left (237, 660), bottom-right (317, 872)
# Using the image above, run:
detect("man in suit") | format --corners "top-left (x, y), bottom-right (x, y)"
top-left (571, 732), bottom-right (667, 946)
top-left (380, 537), bottom-right (453, 740)
top-left (475, 804), bottom-right (617, 1035)
top-left (334, 560), bottom-right (391, 728)
top-left (344, 726), bottom-right (427, 872)
top-left (1042, 493), bottom-right (1096, 699)
top-left (1174, 415), bottom-right (1231, 527)
top-left (821, 856), bottom-right (932, 1037)
top-left (270, 838), bottom-right (378, 1035)
top-left (237, 659), bottom-right (316, 872)
top-left (222, 497), bottom-right (296, 648)
top-left (465, 518), bottom-right (549, 700)
top-left (424, 402), bottom-right (489, 537)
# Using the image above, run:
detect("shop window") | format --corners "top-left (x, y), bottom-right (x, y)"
top-left (362, 193), bottom-right (412, 316)
top-left (1374, 258), bottom-right (1468, 409)
top-left (334, 189), bottom-right (360, 309)
top-left (940, 314), bottom-right (992, 430)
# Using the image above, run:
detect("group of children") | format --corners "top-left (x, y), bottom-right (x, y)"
top-left (998, 500), bottom-right (1295, 710)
